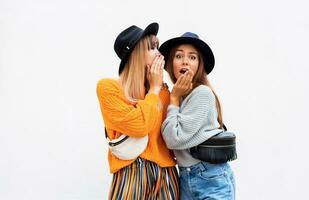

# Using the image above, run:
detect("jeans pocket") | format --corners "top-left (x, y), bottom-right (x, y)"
top-left (197, 167), bottom-right (225, 181)
top-left (193, 169), bottom-right (233, 200)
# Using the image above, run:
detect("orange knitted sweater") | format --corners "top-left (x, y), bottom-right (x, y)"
top-left (96, 78), bottom-right (176, 173)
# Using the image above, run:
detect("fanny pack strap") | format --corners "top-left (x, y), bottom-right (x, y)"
top-left (222, 124), bottom-right (227, 131)
top-left (104, 127), bottom-right (108, 138)
top-left (104, 127), bottom-right (129, 147)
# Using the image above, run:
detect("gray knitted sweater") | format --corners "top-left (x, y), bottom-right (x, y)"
top-left (161, 85), bottom-right (223, 167)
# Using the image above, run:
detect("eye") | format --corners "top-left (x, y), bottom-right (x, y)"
top-left (189, 55), bottom-right (197, 60)
top-left (175, 54), bottom-right (182, 59)
top-left (151, 42), bottom-right (158, 49)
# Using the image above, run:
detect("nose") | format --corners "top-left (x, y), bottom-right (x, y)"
top-left (155, 49), bottom-right (161, 56)
top-left (183, 57), bottom-right (189, 65)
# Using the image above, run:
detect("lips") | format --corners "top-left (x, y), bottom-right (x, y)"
top-left (179, 68), bottom-right (188, 74)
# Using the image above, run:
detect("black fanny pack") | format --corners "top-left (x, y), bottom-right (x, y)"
top-left (189, 126), bottom-right (237, 164)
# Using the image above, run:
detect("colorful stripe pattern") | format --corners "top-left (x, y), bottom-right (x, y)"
top-left (109, 158), bottom-right (179, 200)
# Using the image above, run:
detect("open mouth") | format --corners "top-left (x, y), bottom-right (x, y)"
top-left (179, 68), bottom-right (188, 74)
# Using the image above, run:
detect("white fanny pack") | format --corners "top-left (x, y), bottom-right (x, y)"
top-left (105, 128), bottom-right (148, 160)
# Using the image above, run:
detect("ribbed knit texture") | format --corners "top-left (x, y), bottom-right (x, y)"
top-left (161, 85), bottom-right (223, 150)
top-left (97, 78), bottom-right (176, 173)
top-left (161, 85), bottom-right (223, 167)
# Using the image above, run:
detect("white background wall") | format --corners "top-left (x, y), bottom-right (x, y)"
top-left (1, 0), bottom-right (309, 199)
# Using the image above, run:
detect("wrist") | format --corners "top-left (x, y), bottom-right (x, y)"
top-left (149, 86), bottom-right (161, 95)
top-left (170, 96), bottom-right (180, 106)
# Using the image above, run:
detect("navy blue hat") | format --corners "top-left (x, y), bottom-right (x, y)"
top-left (114, 23), bottom-right (159, 75)
top-left (159, 32), bottom-right (215, 74)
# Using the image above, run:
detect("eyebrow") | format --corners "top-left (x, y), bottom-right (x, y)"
top-left (152, 37), bottom-right (158, 43)
top-left (175, 49), bottom-right (198, 55)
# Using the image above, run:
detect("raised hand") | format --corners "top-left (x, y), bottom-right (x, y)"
top-left (147, 55), bottom-right (165, 95)
top-left (170, 68), bottom-right (194, 106)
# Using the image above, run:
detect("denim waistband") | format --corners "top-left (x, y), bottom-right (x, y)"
top-left (178, 162), bottom-right (229, 173)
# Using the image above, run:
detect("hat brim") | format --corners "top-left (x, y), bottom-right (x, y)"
top-left (118, 23), bottom-right (159, 75)
top-left (142, 22), bottom-right (159, 38)
top-left (159, 37), bottom-right (215, 74)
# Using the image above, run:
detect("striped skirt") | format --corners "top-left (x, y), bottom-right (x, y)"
top-left (109, 158), bottom-right (179, 200)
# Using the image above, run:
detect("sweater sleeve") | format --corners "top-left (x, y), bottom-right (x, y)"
top-left (97, 79), bottom-right (160, 137)
top-left (161, 86), bottom-right (218, 149)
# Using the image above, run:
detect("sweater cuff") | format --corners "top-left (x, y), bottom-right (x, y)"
top-left (167, 105), bottom-right (180, 115)
top-left (145, 92), bottom-right (159, 103)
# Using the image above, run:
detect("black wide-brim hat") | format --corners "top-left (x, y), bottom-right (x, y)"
top-left (114, 22), bottom-right (159, 75)
top-left (159, 32), bottom-right (215, 74)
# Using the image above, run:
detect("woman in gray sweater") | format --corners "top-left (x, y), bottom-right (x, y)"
top-left (160, 32), bottom-right (235, 200)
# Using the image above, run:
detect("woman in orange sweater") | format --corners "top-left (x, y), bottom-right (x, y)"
top-left (96, 23), bottom-right (179, 200)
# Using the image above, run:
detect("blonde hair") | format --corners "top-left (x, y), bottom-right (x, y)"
top-left (166, 45), bottom-right (224, 129)
top-left (119, 35), bottom-right (158, 102)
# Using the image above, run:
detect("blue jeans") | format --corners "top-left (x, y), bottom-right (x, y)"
top-left (179, 162), bottom-right (235, 200)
